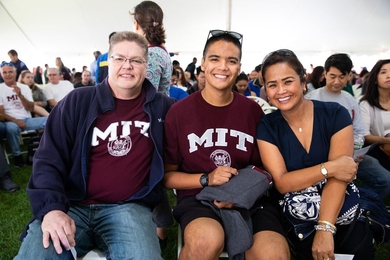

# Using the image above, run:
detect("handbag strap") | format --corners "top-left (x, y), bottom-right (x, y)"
top-left (339, 207), bottom-right (370, 254)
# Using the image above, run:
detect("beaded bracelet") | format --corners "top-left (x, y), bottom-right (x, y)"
top-left (314, 224), bottom-right (336, 235)
top-left (318, 220), bottom-right (337, 231)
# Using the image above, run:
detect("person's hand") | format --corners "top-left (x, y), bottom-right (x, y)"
top-left (208, 166), bottom-right (238, 186)
top-left (12, 84), bottom-right (22, 96)
top-left (354, 154), bottom-right (364, 165)
top-left (41, 210), bottom-right (76, 254)
top-left (213, 200), bottom-right (234, 209)
top-left (312, 230), bottom-right (334, 260)
top-left (330, 156), bottom-right (357, 183)
top-left (14, 119), bottom-right (26, 130)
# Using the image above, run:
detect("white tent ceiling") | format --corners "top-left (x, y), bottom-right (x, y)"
top-left (1, 0), bottom-right (390, 73)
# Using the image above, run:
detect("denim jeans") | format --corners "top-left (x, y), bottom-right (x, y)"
top-left (357, 154), bottom-right (390, 198)
top-left (5, 117), bottom-right (46, 156)
top-left (0, 121), bottom-right (5, 140)
top-left (15, 202), bottom-right (162, 260)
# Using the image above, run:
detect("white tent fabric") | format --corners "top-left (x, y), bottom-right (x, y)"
top-left (1, 0), bottom-right (389, 73)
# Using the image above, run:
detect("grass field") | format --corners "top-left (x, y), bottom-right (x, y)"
top-left (1, 162), bottom-right (390, 259)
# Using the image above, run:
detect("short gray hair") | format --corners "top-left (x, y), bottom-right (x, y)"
top-left (48, 68), bottom-right (60, 74)
top-left (108, 31), bottom-right (148, 61)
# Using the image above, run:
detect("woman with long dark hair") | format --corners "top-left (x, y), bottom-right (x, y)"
top-left (360, 59), bottom-right (390, 171)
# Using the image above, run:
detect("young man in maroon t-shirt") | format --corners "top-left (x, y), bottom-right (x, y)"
top-left (163, 31), bottom-right (290, 259)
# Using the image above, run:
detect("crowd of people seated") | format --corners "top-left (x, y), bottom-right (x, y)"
top-left (1, 2), bottom-right (389, 259)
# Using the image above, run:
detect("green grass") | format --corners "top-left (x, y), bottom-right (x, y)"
top-left (1, 163), bottom-right (390, 260)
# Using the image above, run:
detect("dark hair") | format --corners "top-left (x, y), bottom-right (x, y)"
top-left (196, 66), bottom-right (204, 76)
top-left (254, 64), bottom-right (262, 72)
top-left (235, 72), bottom-right (248, 83)
top-left (171, 69), bottom-right (178, 77)
top-left (261, 49), bottom-right (306, 84)
top-left (131, 1), bottom-right (166, 45)
top-left (172, 60), bottom-right (180, 66)
top-left (324, 53), bottom-right (353, 75)
top-left (361, 59), bottom-right (390, 110)
top-left (8, 49), bottom-right (18, 56)
top-left (175, 66), bottom-right (188, 86)
top-left (308, 66), bottom-right (325, 89)
top-left (202, 33), bottom-right (242, 60)
top-left (109, 32), bottom-right (116, 40)
top-left (359, 68), bottom-right (369, 78)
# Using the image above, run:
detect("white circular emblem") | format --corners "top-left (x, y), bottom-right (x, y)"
top-left (210, 149), bottom-right (231, 166)
top-left (107, 136), bottom-right (132, 156)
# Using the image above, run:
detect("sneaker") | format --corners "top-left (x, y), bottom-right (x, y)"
top-left (13, 155), bottom-right (25, 167)
top-left (0, 175), bottom-right (20, 192)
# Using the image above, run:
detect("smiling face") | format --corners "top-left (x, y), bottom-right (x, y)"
top-left (1, 65), bottom-right (17, 85)
top-left (201, 40), bottom-right (241, 91)
top-left (264, 62), bottom-right (305, 111)
top-left (108, 40), bottom-right (147, 99)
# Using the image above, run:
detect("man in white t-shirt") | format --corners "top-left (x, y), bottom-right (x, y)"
top-left (43, 68), bottom-right (74, 108)
top-left (0, 62), bottom-right (47, 167)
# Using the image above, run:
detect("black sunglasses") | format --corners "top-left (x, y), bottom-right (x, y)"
top-left (1, 61), bottom-right (13, 67)
top-left (262, 49), bottom-right (297, 64)
top-left (207, 29), bottom-right (243, 45)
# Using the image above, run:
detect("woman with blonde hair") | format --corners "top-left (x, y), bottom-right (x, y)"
top-left (19, 70), bottom-right (49, 116)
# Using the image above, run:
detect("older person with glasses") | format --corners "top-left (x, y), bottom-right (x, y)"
top-left (0, 62), bottom-right (47, 167)
top-left (14, 31), bottom-right (175, 259)
top-left (163, 30), bottom-right (290, 260)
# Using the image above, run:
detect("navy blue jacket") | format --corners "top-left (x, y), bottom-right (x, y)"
top-left (27, 78), bottom-right (175, 222)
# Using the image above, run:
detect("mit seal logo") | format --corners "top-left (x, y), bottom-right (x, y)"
top-left (210, 149), bottom-right (231, 166)
top-left (107, 136), bottom-right (132, 156)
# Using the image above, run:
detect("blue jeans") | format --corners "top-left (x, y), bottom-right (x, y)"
top-left (0, 121), bottom-right (5, 140)
top-left (5, 117), bottom-right (46, 156)
top-left (15, 202), bottom-right (162, 260)
top-left (357, 155), bottom-right (390, 198)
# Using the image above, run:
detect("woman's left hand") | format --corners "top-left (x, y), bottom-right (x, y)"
top-left (312, 230), bottom-right (335, 260)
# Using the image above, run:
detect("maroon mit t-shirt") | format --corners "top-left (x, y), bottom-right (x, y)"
top-left (83, 89), bottom-right (153, 204)
top-left (164, 91), bottom-right (264, 199)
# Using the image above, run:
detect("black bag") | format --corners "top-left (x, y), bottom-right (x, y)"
top-left (341, 186), bottom-right (390, 251)
top-left (357, 187), bottom-right (390, 245)
top-left (27, 136), bottom-right (41, 165)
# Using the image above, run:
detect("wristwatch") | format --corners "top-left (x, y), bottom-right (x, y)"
top-left (320, 163), bottom-right (328, 178)
top-left (200, 173), bottom-right (209, 187)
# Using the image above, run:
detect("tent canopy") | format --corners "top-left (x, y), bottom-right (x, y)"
top-left (1, 0), bottom-right (389, 73)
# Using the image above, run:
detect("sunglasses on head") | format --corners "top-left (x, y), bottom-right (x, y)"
top-left (262, 49), bottom-right (297, 64)
top-left (207, 29), bottom-right (243, 45)
top-left (1, 61), bottom-right (13, 67)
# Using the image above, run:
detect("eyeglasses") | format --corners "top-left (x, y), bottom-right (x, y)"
top-left (110, 55), bottom-right (147, 66)
top-left (47, 74), bottom-right (58, 76)
top-left (262, 49), bottom-right (297, 64)
top-left (1, 61), bottom-right (13, 67)
top-left (207, 30), bottom-right (243, 45)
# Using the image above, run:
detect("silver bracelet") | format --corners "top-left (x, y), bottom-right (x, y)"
top-left (314, 224), bottom-right (336, 235)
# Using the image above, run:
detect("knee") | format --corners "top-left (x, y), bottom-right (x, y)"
top-left (5, 122), bottom-right (20, 135)
top-left (182, 219), bottom-right (224, 258)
